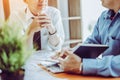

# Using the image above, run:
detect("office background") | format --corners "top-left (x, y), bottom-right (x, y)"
top-left (0, 0), bottom-right (105, 46)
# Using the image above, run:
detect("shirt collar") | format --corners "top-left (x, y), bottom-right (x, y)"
top-left (104, 9), bottom-right (114, 19)
top-left (25, 7), bottom-right (35, 22)
top-left (104, 9), bottom-right (120, 19)
top-left (118, 9), bottom-right (120, 13)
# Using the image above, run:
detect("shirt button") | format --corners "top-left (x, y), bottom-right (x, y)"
top-left (106, 38), bottom-right (109, 44)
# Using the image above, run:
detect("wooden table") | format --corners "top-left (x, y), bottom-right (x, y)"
top-left (35, 51), bottom-right (120, 80)
top-left (39, 64), bottom-right (120, 80)
top-left (51, 72), bottom-right (120, 80)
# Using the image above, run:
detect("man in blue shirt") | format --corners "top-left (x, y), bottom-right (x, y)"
top-left (57, 0), bottom-right (120, 77)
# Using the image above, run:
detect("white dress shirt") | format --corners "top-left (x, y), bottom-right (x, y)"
top-left (9, 6), bottom-right (65, 51)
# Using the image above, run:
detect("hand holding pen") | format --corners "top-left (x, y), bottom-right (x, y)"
top-left (52, 48), bottom-right (82, 74)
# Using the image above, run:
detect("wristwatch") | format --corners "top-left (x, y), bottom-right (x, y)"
top-left (49, 30), bottom-right (57, 35)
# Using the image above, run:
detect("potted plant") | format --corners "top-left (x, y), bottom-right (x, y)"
top-left (0, 22), bottom-right (32, 80)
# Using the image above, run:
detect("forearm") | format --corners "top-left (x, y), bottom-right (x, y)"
top-left (47, 11), bottom-right (65, 50)
top-left (47, 25), bottom-right (63, 49)
top-left (82, 55), bottom-right (120, 77)
top-left (49, 36), bottom-right (59, 46)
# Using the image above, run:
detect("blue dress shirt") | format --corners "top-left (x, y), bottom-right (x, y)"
top-left (83, 9), bottom-right (120, 77)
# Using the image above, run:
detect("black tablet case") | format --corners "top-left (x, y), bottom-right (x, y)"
top-left (73, 44), bottom-right (109, 58)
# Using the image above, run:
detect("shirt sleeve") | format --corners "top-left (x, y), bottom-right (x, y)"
top-left (48, 9), bottom-right (65, 50)
top-left (83, 19), bottom-right (101, 44)
top-left (82, 55), bottom-right (120, 77)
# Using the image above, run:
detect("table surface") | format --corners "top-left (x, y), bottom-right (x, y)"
top-left (51, 72), bottom-right (120, 80)
top-left (25, 51), bottom-right (120, 80)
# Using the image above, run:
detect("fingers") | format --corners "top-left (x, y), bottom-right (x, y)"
top-left (58, 50), bottom-right (71, 64)
top-left (34, 14), bottom-right (50, 20)
top-left (52, 48), bottom-right (73, 63)
top-left (30, 14), bottom-right (51, 34)
top-left (60, 49), bottom-right (73, 58)
top-left (35, 16), bottom-right (50, 20)
top-left (57, 56), bottom-right (66, 69)
top-left (35, 15), bottom-right (51, 27)
top-left (57, 53), bottom-right (71, 71)
top-left (37, 19), bottom-right (51, 26)
top-left (51, 52), bottom-right (61, 59)
top-left (37, 13), bottom-right (46, 16)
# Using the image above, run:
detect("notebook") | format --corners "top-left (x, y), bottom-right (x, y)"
top-left (72, 44), bottom-right (109, 58)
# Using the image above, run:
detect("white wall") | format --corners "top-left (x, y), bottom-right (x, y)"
top-left (0, 0), bottom-right (26, 21)
top-left (9, 0), bottom-right (26, 12)
top-left (81, 0), bottom-right (106, 41)
top-left (0, 0), bottom-right (5, 21)
top-left (58, 0), bottom-right (70, 40)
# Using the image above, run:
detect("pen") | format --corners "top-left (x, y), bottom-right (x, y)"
top-left (39, 59), bottom-right (59, 63)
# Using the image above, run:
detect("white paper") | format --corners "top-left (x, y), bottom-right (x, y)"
top-left (24, 50), bottom-right (67, 80)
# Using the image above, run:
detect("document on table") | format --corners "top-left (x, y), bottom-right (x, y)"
top-left (24, 64), bottom-right (67, 80)
top-left (29, 50), bottom-right (59, 66)
top-left (31, 50), bottom-right (64, 73)
top-left (25, 50), bottom-right (64, 74)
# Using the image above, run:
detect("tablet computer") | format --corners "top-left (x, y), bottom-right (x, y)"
top-left (73, 44), bottom-right (109, 58)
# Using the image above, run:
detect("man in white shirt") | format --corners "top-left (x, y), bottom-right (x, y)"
top-left (8, 0), bottom-right (65, 79)
top-left (9, 0), bottom-right (65, 51)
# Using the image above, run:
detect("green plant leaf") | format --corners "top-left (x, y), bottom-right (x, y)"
top-left (0, 21), bottom-right (33, 72)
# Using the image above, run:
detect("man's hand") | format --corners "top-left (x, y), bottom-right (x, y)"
top-left (58, 49), bottom-right (82, 74)
top-left (51, 48), bottom-right (71, 59)
top-left (28, 13), bottom-right (55, 34)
